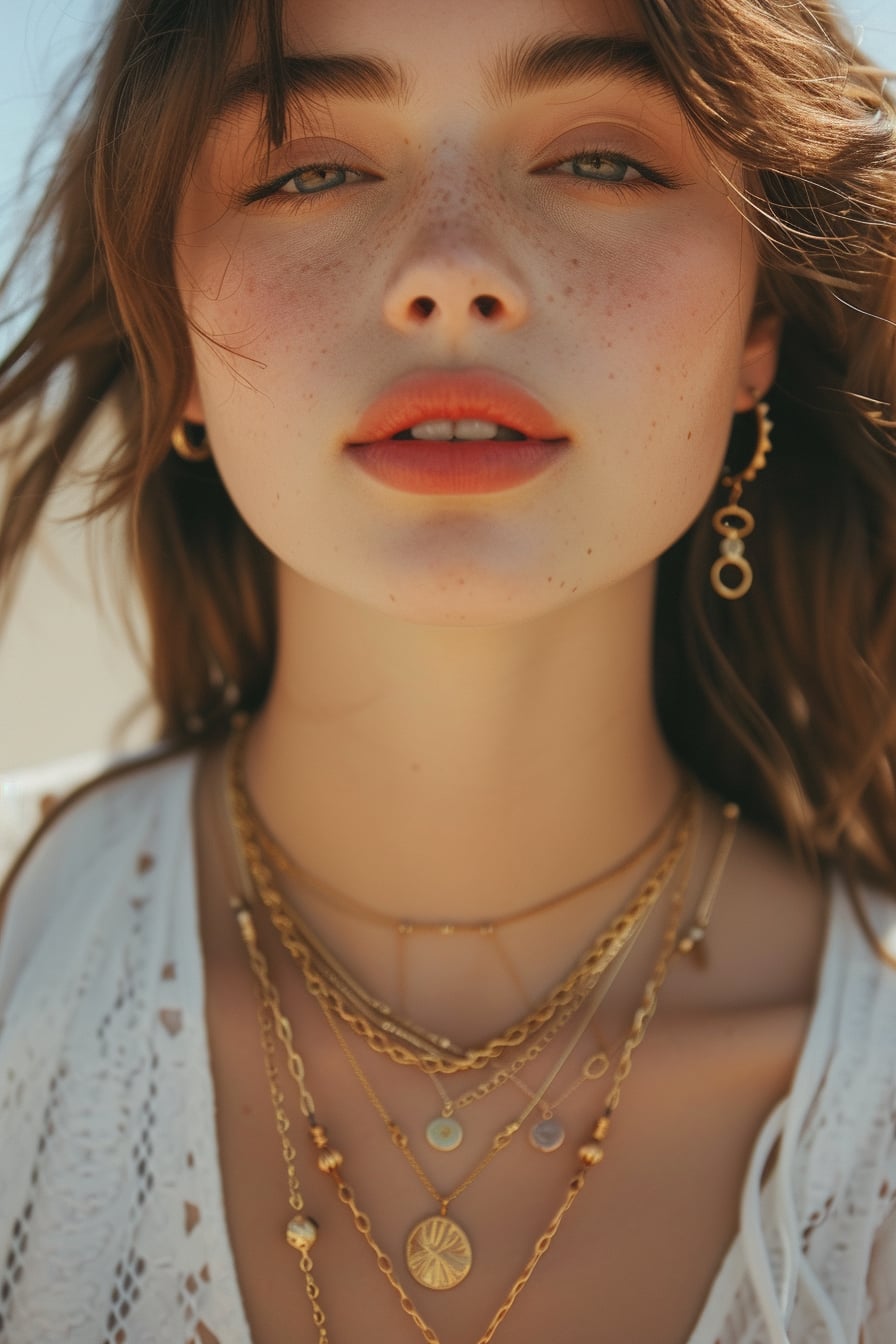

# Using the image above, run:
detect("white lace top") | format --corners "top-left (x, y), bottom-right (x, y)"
top-left (1, 751), bottom-right (896, 1344)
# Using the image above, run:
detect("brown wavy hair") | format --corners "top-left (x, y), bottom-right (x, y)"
top-left (1, 0), bottom-right (896, 913)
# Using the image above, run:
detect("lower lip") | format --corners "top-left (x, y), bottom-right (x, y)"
top-left (345, 438), bottom-right (570, 494)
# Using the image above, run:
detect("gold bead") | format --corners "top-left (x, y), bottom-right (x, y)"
top-left (286, 1216), bottom-right (319, 1252)
top-left (317, 1146), bottom-right (344, 1173)
top-left (592, 1117), bottom-right (610, 1142)
top-left (578, 1142), bottom-right (605, 1166)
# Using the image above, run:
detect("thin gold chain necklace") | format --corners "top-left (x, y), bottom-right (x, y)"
top-left (309, 817), bottom-right (699, 1288)
top-left (300, 807), bottom-right (693, 1158)
top-left (418, 815), bottom-right (696, 1153)
top-left (242, 753), bottom-right (688, 933)
top-left (230, 841), bottom-right (695, 1344)
top-left (227, 729), bottom-right (698, 1075)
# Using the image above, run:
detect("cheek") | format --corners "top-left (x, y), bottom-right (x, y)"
top-left (550, 210), bottom-right (756, 536)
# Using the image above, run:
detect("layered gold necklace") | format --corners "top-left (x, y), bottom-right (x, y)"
top-left (223, 725), bottom-right (740, 1343)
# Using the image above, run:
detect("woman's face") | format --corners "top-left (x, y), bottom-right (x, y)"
top-left (176, 0), bottom-right (778, 625)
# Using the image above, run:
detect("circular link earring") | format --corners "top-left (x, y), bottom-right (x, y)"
top-left (171, 420), bottom-right (212, 462)
top-left (710, 396), bottom-right (773, 600)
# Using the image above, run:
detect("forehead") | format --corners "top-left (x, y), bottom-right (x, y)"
top-left (220, 0), bottom-right (675, 131)
top-left (276, 0), bottom-right (643, 44)
top-left (230, 0), bottom-right (657, 105)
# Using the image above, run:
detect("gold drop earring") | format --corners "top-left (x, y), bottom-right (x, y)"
top-left (171, 420), bottom-right (212, 462)
top-left (710, 394), bottom-right (773, 601)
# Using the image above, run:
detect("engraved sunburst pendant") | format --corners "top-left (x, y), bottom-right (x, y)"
top-left (406, 1213), bottom-right (473, 1290)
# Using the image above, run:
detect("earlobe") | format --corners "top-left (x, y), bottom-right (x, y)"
top-left (734, 311), bottom-right (783, 412)
top-left (181, 377), bottom-right (205, 424)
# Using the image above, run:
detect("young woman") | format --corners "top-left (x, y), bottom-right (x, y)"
top-left (1, 0), bottom-right (895, 1340)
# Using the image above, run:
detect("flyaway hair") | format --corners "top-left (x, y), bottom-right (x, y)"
top-left (1, 0), bottom-right (896, 902)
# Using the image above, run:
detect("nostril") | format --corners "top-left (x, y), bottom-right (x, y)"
top-left (411, 296), bottom-right (436, 318)
top-left (474, 295), bottom-right (500, 317)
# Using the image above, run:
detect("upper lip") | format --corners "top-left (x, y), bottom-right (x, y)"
top-left (346, 369), bottom-right (570, 444)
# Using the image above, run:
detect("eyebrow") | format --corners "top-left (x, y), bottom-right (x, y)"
top-left (216, 34), bottom-right (668, 118)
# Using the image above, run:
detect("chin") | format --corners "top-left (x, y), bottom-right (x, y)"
top-left (348, 570), bottom-right (588, 627)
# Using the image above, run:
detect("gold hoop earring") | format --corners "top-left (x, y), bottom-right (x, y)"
top-left (171, 421), bottom-right (211, 462)
top-left (710, 397), bottom-right (773, 601)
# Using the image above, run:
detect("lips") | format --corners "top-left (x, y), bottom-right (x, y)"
top-left (346, 369), bottom-right (569, 445)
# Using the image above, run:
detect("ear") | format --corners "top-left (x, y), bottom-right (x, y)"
top-left (733, 310), bottom-right (782, 412)
top-left (181, 376), bottom-right (205, 425)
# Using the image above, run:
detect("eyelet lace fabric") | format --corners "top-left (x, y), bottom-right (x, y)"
top-left (1, 753), bottom-right (895, 1344)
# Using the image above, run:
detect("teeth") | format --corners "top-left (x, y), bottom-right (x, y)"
top-left (407, 419), bottom-right (522, 440)
top-left (409, 419), bottom-right (456, 440)
top-left (453, 419), bottom-right (500, 440)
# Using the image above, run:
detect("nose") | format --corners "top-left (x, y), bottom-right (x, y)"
top-left (382, 246), bottom-right (529, 337)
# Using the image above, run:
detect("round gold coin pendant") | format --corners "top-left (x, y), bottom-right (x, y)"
top-left (425, 1116), bottom-right (464, 1152)
top-left (406, 1214), bottom-right (473, 1290)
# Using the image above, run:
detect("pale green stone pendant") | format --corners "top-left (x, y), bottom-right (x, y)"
top-left (425, 1116), bottom-right (464, 1152)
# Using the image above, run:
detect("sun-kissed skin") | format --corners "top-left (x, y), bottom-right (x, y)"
top-left (175, 0), bottom-right (829, 1340)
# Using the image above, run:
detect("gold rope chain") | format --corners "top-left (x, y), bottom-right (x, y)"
top-left (300, 820), bottom-right (688, 1111)
top-left (228, 736), bottom-right (698, 1075)
top-left (318, 821), bottom-right (699, 1214)
top-left (426, 814), bottom-right (693, 1121)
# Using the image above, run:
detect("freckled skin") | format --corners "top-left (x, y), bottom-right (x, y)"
top-left (176, 0), bottom-right (778, 629)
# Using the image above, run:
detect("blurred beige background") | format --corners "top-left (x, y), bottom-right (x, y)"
top-left (0, 0), bottom-right (893, 775)
top-left (0, 436), bottom-right (153, 772)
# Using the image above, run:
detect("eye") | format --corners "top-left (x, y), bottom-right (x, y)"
top-left (541, 148), bottom-right (680, 192)
top-left (281, 161), bottom-right (366, 196)
top-left (239, 158), bottom-right (372, 207)
top-left (556, 151), bottom-right (642, 183)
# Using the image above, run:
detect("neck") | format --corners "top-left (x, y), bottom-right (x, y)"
top-left (247, 562), bottom-right (682, 926)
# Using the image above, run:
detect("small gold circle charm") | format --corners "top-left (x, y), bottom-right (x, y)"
top-left (406, 1214), bottom-right (473, 1290)
top-left (710, 553), bottom-right (753, 600)
top-left (426, 1116), bottom-right (464, 1151)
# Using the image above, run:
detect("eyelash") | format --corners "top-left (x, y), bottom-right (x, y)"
top-left (238, 147), bottom-right (681, 210)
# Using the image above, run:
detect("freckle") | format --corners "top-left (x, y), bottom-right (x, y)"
top-left (587, 548), bottom-right (592, 555)
top-left (571, 586), bottom-right (578, 593)
top-left (559, 581), bottom-right (565, 588)
top-left (547, 576), bottom-right (552, 582)
top-left (687, 431), bottom-right (692, 440)
top-left (571, 258), bottom-right (580, 267)
top-left (563, 286), bottom-right (574, 297)
top-left (389, 594), bottom-right (396, 601)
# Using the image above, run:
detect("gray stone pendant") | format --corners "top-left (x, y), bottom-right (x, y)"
top-left (529, 1117), bottom-right (565, 1152)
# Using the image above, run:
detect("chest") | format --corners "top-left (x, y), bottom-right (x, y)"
top-left (203, 954), bottom-right (811, 1344)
